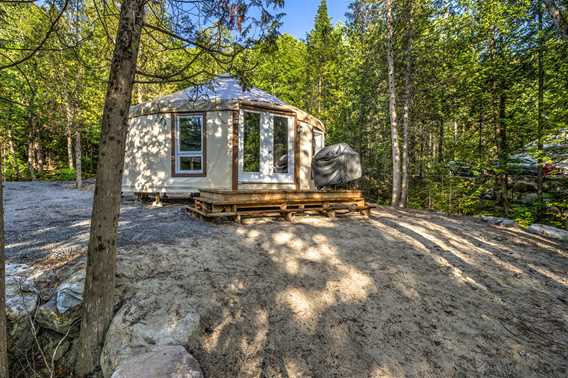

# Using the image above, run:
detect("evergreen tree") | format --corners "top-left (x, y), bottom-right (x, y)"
top-left (305, 0), bottom-right (342, 129)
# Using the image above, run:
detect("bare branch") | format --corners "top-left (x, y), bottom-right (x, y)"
top-left (0, 0), bottom-right (70, 70)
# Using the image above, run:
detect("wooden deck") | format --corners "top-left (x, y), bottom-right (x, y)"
top-left (187, 189), bottom-right (375, 222)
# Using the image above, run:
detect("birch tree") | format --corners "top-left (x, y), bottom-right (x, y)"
top-left (385, 0), bottom-right (401, 206)
top-left (400, 0), bottom-right (414, 207)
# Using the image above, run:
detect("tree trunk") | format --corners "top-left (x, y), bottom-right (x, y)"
top-left (8, 129), bottom-right (19, 180)
top-left (67, 125), bottom-right (74, 170)
top-left (496, 92), bottom-right (509, 213)
top-left (76, 0), bottom-right (145, 375)
top-left (400, 3), bottom-right (414, 208)
top-left (0, 148), bottom-right (7, 378)
top-left (537, 0), bottom-right (545, 216)
top-left (478, 102), bottom-right (484, 159)
top-left (26, 117), bottom-right (36, 181)
top-left (36, 137), bottom-right (44, 175)
top-left (438, 119), bottom-right (444, 164)
top-left (386, 0), bottom-right (402, 206)
top-left (75, 129), bottom-right (82, 189)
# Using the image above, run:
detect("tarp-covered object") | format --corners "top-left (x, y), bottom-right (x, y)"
top-left (312, 143), bottom-right (362, 187)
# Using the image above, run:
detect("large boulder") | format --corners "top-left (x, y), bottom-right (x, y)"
top-left (100, 294), bottom-right (200, 378)
top-left (37, 270), bottom-right (84, 334)
top-left (5, 263), bottom-right (39, 353)
top-left (111, 346), bottom-right (203, 378)
top-left (528, 224), bottom-right (568, 241)
top-left (480, 216), bottom-right (516, 227)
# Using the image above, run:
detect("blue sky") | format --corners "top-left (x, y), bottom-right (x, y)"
top-left (278, 1), bottom-right (351, 40)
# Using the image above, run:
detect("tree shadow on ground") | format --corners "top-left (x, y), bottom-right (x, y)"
top-left (182, 209), bottom-right (568, 377)
top-left (6, 183), bottom-right (568, 377)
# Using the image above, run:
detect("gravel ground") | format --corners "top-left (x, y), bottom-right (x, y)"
top-left (6, 181), bottom-right (568, 377)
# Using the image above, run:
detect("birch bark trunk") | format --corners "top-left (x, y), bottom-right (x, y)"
top-left (400, 2), bottom-right (414, 207)
top-left (386, 0), bottom-right (402, 206)
top-left (66, 123), bottom-right (74, 170)
top-left (537, 0), bottom-right (545, 214)
top-left (75, 129), bottom-right (82, 189)
top-left (76, 0), bottom-right (145, 375)
top-left (8, 129), bottom-right (19, 179)
top-left (26, 117), bottom-right (36, 181)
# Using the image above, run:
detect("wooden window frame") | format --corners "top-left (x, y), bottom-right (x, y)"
top-left (171, 112), bottom-right (207, 177)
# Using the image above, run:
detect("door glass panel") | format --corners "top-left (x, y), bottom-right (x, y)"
top-left (243, 112), bottom-right (260, 172)
top-left (179, 116), bottom-right (202, 152)
top-left (179, 156), bottom-right (202, 172)
top-left (273, 116), bottom-right (289, 173)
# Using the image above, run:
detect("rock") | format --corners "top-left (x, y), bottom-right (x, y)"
top-left (5, 263), bottom-right (39, 353)
top-left (38, 330), bottom-right (72, 363)
top-left (100, 295), bottom-right (200, 377)
top-left (512, 180), bottom-right (537, 193)
top-left (528, 224), bottom-right (568, 241)
top-left (37, 270), bottom-right (84, 334)
top-left (111, 346), bottom-right (203, 378)
top-left (518, 192), bottom-right (538, 204)
top-left (480, 216), bottom-right (516, 227)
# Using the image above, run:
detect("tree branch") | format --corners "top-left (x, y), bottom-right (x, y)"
top-left (0, 0), bottom-right (70, 70)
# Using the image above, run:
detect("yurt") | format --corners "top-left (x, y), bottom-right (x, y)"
top-left (122, 75), bottom-right (325, 195)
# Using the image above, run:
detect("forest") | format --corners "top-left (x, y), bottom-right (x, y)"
top-left (1, 1), bottom-right (568, 377)
top-left (1, 0), bottom-right (567, 228)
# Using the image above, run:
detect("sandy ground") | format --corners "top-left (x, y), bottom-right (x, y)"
top-left (6, 181), bottom-right (568, 377)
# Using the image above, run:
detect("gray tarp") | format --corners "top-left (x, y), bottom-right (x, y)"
top-left (312, 143), bottom-right (362, 187)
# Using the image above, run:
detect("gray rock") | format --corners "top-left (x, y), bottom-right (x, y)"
top-left (518, 192), bottom-right (539, 204)
top-left (528, 224), bottom-right (568, 241)
top-left (37, 270), bottom-right (84, 334)
top-left (480, 216), bottom-right (516, 227)
top-left (100, 295), bottom-right (200, 378)
top-left (5, 264), bottom-right (39, 353)
top-left (110, 346), bottom-right (203, 378)
top-left (38, 330), bottom-right (72, 363)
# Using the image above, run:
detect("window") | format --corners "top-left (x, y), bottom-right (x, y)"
top-left (273, 116), bottom-right (289, 173)
top-left (243, 112), bottom-right (260, 173)
top-left (313, 129), bottom-right (324, 156)
top-left (238, 109), bottom-right (295, 184)
top-left (175, 114), bottom-right (204, 175)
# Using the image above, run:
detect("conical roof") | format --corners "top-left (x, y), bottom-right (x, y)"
top-left (129, 75), bottom-right (324, 130)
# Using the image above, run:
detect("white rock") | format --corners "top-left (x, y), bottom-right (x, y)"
top-left (5, 264), bottom-right (39, 353)
top-left (528, 224), bottom-right (568, 241)
top-left (480, 216), bottom-right (516, 227)
top-left (100, 295), bottom-right (200, 378)
top-left (111, 346), bottom-right (203, 378)
top-left (36, 270), bottom-right (84, 334)
top-left (55, 271), bottom-right (84, 314)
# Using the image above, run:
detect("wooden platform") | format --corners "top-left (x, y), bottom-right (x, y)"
top-left (187, 189), bottom-right (375, 222)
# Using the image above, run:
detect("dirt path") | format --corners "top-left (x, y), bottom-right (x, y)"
top-left (6, 182), bottom-right (568, 377)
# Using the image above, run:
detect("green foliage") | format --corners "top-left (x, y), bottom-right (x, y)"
top-left (510, 205), bottom-right (537, 228)
top-left (0, 0), bottom-right (566, 231)
top-left (43, 167), bottom-right (77, 181)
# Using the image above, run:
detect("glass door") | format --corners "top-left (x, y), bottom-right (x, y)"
top-left (238, 110), bottom-right (295, 184)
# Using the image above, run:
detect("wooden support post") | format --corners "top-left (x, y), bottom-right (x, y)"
top-left (152, 193), bottom-right (162, 207)
top-left (285, 212), bottom-right (296, 222)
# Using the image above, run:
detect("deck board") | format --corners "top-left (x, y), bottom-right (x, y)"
top-left (189, 189), bottom-right (374, 222)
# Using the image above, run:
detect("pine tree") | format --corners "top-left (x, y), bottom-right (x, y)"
top-left (305, 0), bottom-right (336, 122)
